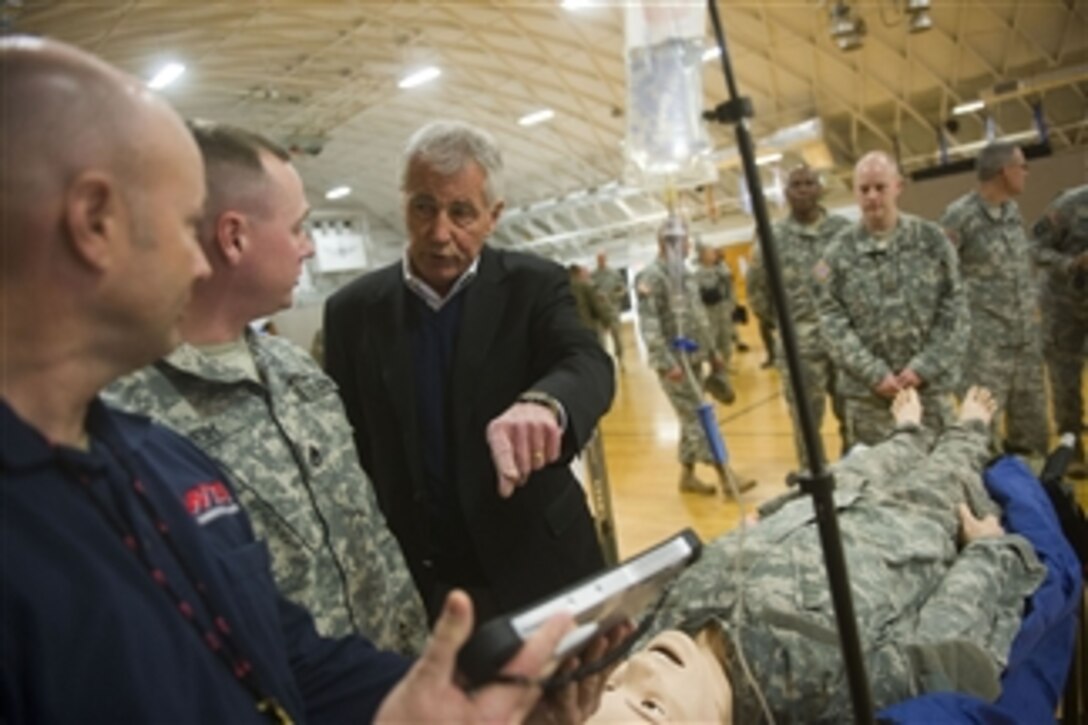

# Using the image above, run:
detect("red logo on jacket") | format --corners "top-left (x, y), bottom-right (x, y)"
top-left (184, 481), bottom-right (239, 525)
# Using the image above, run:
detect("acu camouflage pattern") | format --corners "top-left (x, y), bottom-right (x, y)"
top-left (570, 276), bottom-right (612, 335)
top-left (106, 331), bottom-right (428, 656)
top-left (747, 210), bottom-right (852, 353)
top-left (636, 257), bottom-right (722, 465)
top-left (591, 265), bottom-right (628, 312)
top-left (645, 421), bottom-right (1045, 723)
top-left (591, 265), bottom-right (627, 360)
top-left (692, 261), bottom-right (736, 363)
top-left (817, 213), bottom-right (969, 445)
top-left (748, 210), bottom-right (852, 465)
top-left (1032, 184), bottom-right (1088, 446)
top-left (941, 191), bottom-right (1048, 454)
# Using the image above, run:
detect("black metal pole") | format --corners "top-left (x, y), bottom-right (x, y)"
top-left (705, 2), bottom-right (876, 722)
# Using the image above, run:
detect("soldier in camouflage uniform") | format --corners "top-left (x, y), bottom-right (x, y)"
top-left (1032, 183), bottom-right (1088, 476)
top-left (636, 219), bottom-right (756, 497)
top-left (747, 165), bottom-right (852, 467)
top-left (817, 152), bottom-right (968, 447)
top-left (590, 388), bottom-right (1046, 723)
top-left (693, 241), bottom-right (736, 368)
top-left (591, 252), bottom-right (627, 368)
top-left (940, 142), bottom-right (1048, 456)
top-left (569, 263), bottom-right (612, 338)
top-left (106, 122), bottom-right (427, 656)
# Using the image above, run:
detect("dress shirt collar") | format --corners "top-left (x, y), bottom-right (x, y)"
top-left (402, 253), bottom-right (481, 311)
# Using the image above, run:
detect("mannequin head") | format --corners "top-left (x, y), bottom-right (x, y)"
top-left (587, 624), bottom-right (733, 723)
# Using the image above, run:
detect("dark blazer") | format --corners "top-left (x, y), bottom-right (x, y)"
top-left (324, 246), bottom-right (613, 616)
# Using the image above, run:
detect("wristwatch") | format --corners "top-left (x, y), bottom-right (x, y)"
top-left (517, 390), bottom-right (567, 431)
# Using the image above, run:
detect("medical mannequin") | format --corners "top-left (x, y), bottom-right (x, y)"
top-left (589, 387), bottom-right (1042, 723)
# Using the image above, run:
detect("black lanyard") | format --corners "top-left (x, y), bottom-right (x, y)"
top-left (63, 433), bottom-right (293, 725)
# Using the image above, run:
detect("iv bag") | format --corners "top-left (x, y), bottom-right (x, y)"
top-left (624, 2), bottom-right (718, 190)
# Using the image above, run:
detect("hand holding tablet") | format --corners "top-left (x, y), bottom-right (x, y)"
top-left (457, 529), bottom-right (703, 690)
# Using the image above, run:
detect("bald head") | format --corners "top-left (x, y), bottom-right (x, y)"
top-left (1, 36), bottom-right (208, 377)
top-left (1, 36), bottom-right (197, 275)
top-left (853, 151), bottom-right (903, 233)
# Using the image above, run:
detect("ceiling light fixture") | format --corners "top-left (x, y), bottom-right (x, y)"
top-left (398, 66), bottom-right (441, 89)
top-left (702, 46), bottom-right (721, 63)
top-left (325, 186), bottom-right (351, 200)
top-left (828, 1), bottom-right (866, 52)
top-left (518, 108), bottom-right (555, 127)
top-left (560, 0), bottom-right (591, 9)
top-left (148, 62), bottom-right (186, 90)
top-left (756, 152), bottom-right (783, 166)
top-left (905, 0), bottom-right (933, 34)
top-left (952, 100), bottom-right (986, 116)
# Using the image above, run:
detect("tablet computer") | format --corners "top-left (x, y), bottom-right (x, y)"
top-left (457, 528), bottom-right (703, 688)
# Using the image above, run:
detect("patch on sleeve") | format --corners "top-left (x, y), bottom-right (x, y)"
top-left (812, 259), bottom-right (831, 283)
top-left (636, 280), bottom-right (653, 297)
top-left (943, 227), bottom-right (960, 247)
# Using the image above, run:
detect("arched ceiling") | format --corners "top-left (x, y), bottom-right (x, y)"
top-left (8, 0), bottom-right (1087, 261)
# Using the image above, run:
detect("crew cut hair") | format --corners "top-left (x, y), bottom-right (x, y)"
top-left (976, 141), bottom-right (1019, 182)
top-left (187, 119), bottom-right (290, 229)
top-left (400, 120), bottom-right (504, 204)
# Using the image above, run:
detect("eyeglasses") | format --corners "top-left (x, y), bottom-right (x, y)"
top-left (407, 195), bottom-right (488, 229)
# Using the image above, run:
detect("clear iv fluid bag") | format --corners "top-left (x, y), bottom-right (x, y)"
top-left (624, 3), bottom-right (718, 189)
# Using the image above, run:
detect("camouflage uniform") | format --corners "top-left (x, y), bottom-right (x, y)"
top-left (747, 210), bottom-right (852, 466)
top-left (570, 276), bottom-right (612, 337)
top-left (635, 258), bottom-right (721, 465)
top-left (1032, 185), bottom-right (1088, 459)
top-left (106, 330), bottom-right (428, 656)
top-left (591, 265), bottom-right (627, 361)
top-left (817, 213), bottom-right (968, 447)
top-left (647, 420), bottom-right (1045, 723)
top-left (693, 260), bottom-right (736, 365)
top-left (941, 190), bottom-right (1048, 455)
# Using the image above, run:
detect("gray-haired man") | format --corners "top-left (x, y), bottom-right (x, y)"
top-left (325, 120), bottom-right (613, 622)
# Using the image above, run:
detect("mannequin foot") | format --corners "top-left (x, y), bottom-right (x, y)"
top-left (959, 386), bottom-right (997, 425)
top-left (891, 388), bottom-right (922, 426)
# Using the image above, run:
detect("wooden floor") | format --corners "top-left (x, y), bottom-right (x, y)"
top-left (597, 321), bottom-right (1088, 559)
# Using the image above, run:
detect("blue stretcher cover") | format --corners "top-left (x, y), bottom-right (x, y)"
top-left (878, 456), bottom-right (1083, 724)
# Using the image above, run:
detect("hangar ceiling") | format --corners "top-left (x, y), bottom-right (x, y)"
top-left (7, 0), bottom-right (1087, 262)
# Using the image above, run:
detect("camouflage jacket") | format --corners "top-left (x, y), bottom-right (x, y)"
top-left (816, 213), bottom-right (968, 397)
top-left (941, 191), bottom-right (1039, 350)
top-left (748, 210), bottom-right (852, 352)
top-left (571, 277), bottom-right (611, 331)
top-left (1031, 184), bottom-right (1088, 302)
top-left (692, 261), bottom-right (735, 310)
top-left (105, 331), bottom-right (428, 655)
top-left (591, 265), bottom-right (627, 311)
top-left (635, 257), bottom-right (717, 371)
top-left (647, 421), bottom-right (1045, 723)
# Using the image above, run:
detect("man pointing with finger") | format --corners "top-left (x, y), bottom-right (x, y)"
top-left (325, 120), bottom-right (612, 623)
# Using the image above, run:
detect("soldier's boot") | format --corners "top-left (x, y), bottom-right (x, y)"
top-left (679, 464), bottom-right (717, 495)
top-left (719, 465), bottom-right (757, 499)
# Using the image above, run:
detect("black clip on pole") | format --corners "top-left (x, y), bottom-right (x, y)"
top-left (704, 2), bottom-right (876, 723)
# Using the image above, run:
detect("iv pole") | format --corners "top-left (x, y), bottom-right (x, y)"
top-left (703, 2), bottom-right (876, 722)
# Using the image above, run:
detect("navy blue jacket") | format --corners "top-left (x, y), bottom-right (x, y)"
top-left (0, 399), bottom-right (410, 723)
